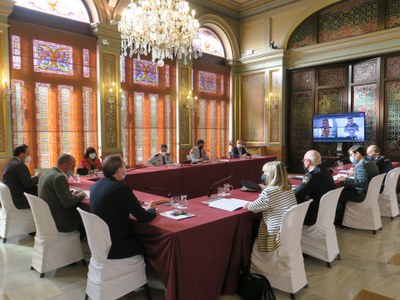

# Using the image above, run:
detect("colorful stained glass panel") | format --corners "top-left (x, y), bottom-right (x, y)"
top-left (11, 35), bottom-right (21, 70)
top-left (83, 49), bottom-right (90, 78)
top-left (15, 0), bottom-right (90, 23)
top-left (199, 71), bottom-right (217, 94)
top-left (11, 80), bottom-right (25, 146)
top-left (353, 84), bottom-right (377, 143)
top-left (33, 39), bottom-right (73, 75)
top-left (133, 59), bottom-right (158, 86)
top-left (198, 28), bottom-right (225, 57)
top-left (120, 55), bottom-right (126, 83)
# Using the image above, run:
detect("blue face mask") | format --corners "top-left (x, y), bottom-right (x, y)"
top-left (366, 155), bottom-right (372, 161)
top-left (261, 173), bottom-right (268, 185)
top-left (349, 156), bottom-right (356, 164)
top-left (66, 169), bottom-right (74, 177)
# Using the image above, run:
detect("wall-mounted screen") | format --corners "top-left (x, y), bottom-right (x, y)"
top-left (312, 112), bottom-right (365, 143)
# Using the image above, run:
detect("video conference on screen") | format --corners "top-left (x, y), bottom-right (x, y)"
top-left (312, 112), bottom-right (365, 143)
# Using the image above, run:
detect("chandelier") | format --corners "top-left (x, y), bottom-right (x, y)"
top-left (118, 0), bottom-right (202, 67)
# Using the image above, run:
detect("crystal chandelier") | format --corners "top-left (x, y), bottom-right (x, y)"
top-left (118, 0), bottom-right (202, 67)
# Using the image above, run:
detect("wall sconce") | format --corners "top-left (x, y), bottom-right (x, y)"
top-left (270, 41), bottom-right (278, 49)
top-left (102, 39), bottom-right (110, 46)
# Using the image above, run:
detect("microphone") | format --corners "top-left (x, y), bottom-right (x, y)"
top-left (207, 174), bottom-right (234, 198)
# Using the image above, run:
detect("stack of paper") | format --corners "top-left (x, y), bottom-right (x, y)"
top-left (160, 210), bottom-right (195, 220)
top-left (208, 198), bottom-right (248, 212)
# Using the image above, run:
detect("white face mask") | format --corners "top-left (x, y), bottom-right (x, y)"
top-left (24, 155), bottom-right (32, 164)
top-left (89, 153), bottom-right (96, 160)
top-left (237, 144), bottom-right (243, 149)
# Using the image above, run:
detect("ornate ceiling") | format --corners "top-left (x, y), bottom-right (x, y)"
top-left (206, 0), bottom-right (278, 13)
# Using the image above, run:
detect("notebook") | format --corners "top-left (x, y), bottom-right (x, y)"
top-left (208, 198), bottom-right (248, 212)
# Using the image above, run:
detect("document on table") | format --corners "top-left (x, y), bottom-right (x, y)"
top-left (71, 188), bottom-right (90, 198)
top-left (160, 210), bottom-right (195, 220)
top-left (208, 198), bottom-right (248, 212)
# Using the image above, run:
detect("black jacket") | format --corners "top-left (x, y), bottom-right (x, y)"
top-left (90, 177), bottom-right (156, 259)
top-left (294, 165), bottom-right (335, 226)
top-left (2, 157), bottom-right (38, 209)
top-left (230, 146), bottom-right (249, 158)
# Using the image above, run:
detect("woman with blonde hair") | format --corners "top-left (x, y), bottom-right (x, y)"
top-left (244, 161), bottom-right (297, 253)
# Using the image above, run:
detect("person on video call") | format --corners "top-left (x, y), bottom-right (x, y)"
top-left (344, 116), bottom-right (359, 132)
top-left (321, 128), bottom-right (331, 138)
top-left (345, 128), bottom-right (358, 140)
top-left (321, 119), bottom-right (330, 129)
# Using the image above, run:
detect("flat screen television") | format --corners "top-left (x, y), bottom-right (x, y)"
top-left (313, 112), bottom-right (365, 143)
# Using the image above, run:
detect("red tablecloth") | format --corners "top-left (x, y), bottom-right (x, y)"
top-left (131, 188), bottom-right (260, 300)
top-left (116, 156), bottom-right (276, 199)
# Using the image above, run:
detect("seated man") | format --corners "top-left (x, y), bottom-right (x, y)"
top-left (189, 139), bottom-right (209, 163)
top-left (344, 128), bottom-right (358, 140)
top-left (2, 144), bottom-right (40, 209)
top-left (90, 154), bottom-right (156, 259)
top-left (321, 128), bottom-right (331, 138)
top-left (344, 116), bottom-right (359, 132)
top-left (230, 139), bottom-right (250, 158)
top-left (335, 145), bottom-right (379, 225)
top-left (366, 145), bottom-right (393, 174)
top-left (38, 153), bottom-right (87, 236)
top-left (295, 150), bottom-right (335, 226)
top-left (146, 144), bottom-right (174, 166)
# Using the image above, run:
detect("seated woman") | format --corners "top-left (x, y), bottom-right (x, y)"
top-left (80, 147), bottom-right (102, 172)
top-left (244, 161), bottom-right (297, 258)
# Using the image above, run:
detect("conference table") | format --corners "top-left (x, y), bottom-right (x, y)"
top-left (98, 156), bottom-right (276, 199)
top-left (72, 160), bottom-right (268, 300)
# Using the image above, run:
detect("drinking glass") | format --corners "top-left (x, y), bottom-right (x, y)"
top-left (217, 186), bottom-right (225, 197)
top-left (171, 196), bottom-right (180, 207)
top-left (337, 161), bottom-right (344, 170)
top-left (178, 195), bottom-right (188, 209)
top-left (224, 183), bottom-right (233, 195)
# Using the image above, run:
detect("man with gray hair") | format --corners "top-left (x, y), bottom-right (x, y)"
top-left (38, 153), bottom-right (86, 236)
top-left (295, 150), bottom-right (335, 225)
top-left (366, 144), bottom-right (393, 175)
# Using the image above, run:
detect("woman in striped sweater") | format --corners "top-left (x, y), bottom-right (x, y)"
top-left (244, 161), bottom-right (297, 253)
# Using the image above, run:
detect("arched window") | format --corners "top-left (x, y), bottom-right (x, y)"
top-left (198, 27), bottom-right (225, 58)
top-left (14, 0), bottom-right (90, 23)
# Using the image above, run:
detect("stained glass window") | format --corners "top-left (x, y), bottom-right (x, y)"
top-left (133, 59), bottom-right (158, 86)
top-left (121, 90), bottom-right (129, 163)
top-left (165, 65), bottom-right (170, 88)
top-left (33, 39), bottom-right (73, 76)
top-left (11, 80), bottom-right (25, 146)
top-left (165, 95), bottom-right (172, 148)
top-left (120, 55), bottom-right (126, 83)
top-left (150, 94), bottom-right (158, 155)
top-left (15, 0), bottom-right (90, 23)
top-left (83, 49), bottom-right (90, 78)
top-left (199, 71), bottom-right (217, 94)
top-left (135, 92), bottom-right (145, 163)
top-left (82, 87), bottom-right (95, 149)
top-left (198, 28), bottom-right (225, 57)
top-left (11, 35), bottom-right (21, 70)
top-left (58, 85), bottom-right (73, 154)
top-left (35, 83), bottom-right (51, 168)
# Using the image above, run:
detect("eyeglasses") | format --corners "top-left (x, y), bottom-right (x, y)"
top-left (301, 159), bottom-right (309, 163)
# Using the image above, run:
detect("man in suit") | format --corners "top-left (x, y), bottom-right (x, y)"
top-left (38, 153), bottom-right (86, 235)
top-left (295, 150), bottom-right (335, 225)
top-left (335, 145), bottom-right (379, 225)
top-left (90, 154), bottom-right (156, 259)
top-left (366, 145), bottom-right (393, 175)
top-left (146, 144), bottom-right (174, 166)
top-left (189, 139), bottom-right (209, 163)
top-left (230, 139), bottom-right (250, 158)
top-left (2, 144), bottom-right (39, 209)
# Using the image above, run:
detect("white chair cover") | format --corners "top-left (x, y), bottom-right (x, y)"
top-left (0, 182), bottom-right (36, 242)
top-left (77, 208), bottom-right (147, 300)
top-left (301, 187), bottom-right (344, 266)
top-left (378, 168), bottom-right (400, 218)
top-left (25, 193), bottom-right (84, 276)
top-left (251, 200), bottom-right (312, 296)
top-left (342, 173), bottom-right (386, 232)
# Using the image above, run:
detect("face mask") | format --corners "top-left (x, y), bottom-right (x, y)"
top-left (66, 169), bottom-right (74, 177)
top-left (261, 173), bottom-right (268, 185)
top-left (121, 166), bottom-right (126, 180)
top-left (89, 153), bottom-right (96, 160)
top-left (303, 164), bottom-right (308, 172)
top-left (366, 155), bottom-right (372, 161)
top-left (198, 145), bottom-right (203, 150)
top-left (237, 144), bottom-right (243, 149)
top-left (24, 155), bottom-right (32, 164)
top-left (349, 156), bottom-right (356, 164)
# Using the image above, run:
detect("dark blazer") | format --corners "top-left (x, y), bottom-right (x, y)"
top-left (230, 146), bottom-right (249, 158)
top-left (90, 177), bottom-right (156, 259)
top-left (371, 155), bottom-right (393, 175)
top-left (2, 157), bottom-right (39, 209)
top-left (38, 167), bottom-right (84, 232)
top-left (295, 165), bottom-right (335, 226)
top-left (344, 158), bottom-right (379, 195)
